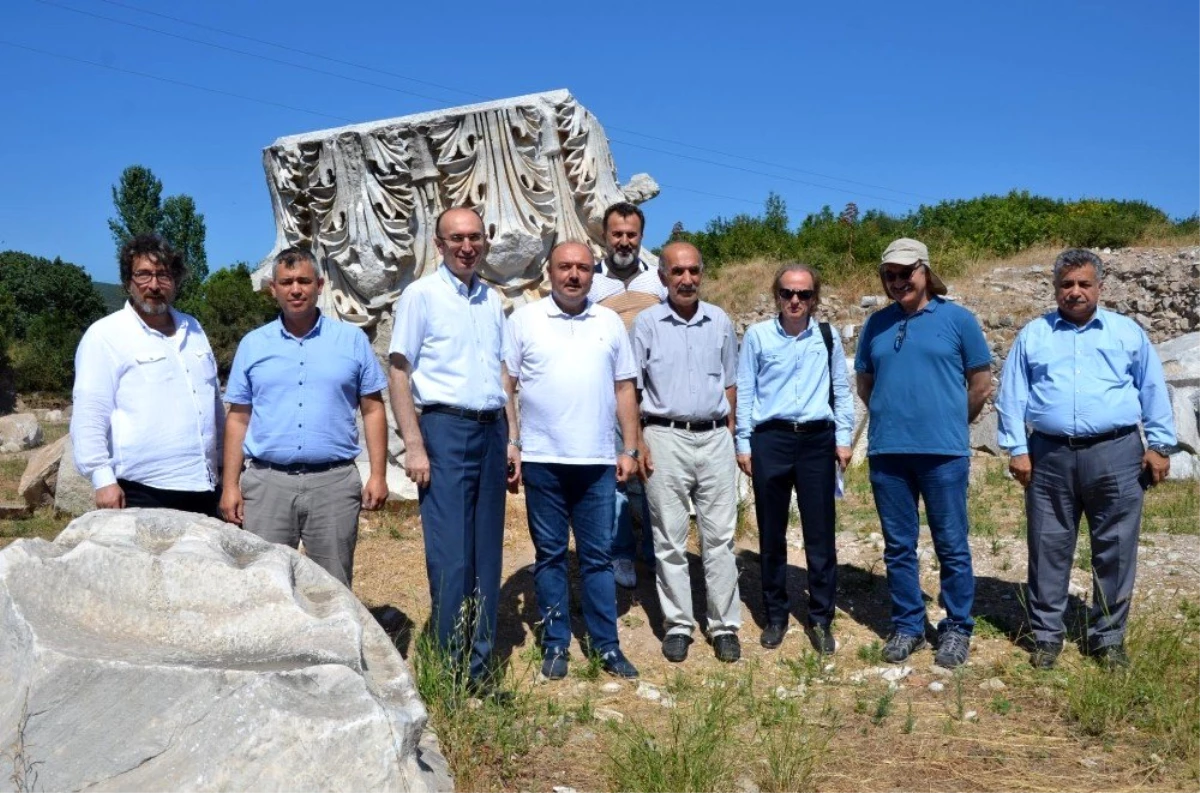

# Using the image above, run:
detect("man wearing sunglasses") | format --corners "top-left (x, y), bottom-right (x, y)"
top-left (854, 238), bottom-right (992, 669)
top-left (71, 234), bottom-right (224, 517)
top-left (736, 264), bottom-right (855, 655)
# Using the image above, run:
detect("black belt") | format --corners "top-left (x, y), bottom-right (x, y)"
top-left (642, 416), bottom-right (725, 432)
top-left (250, 458), bottom-right (355, 475)
top-left (421, 403), bottom-right (503, 423)
top-left (1032, 424), bottom-right (1137, 449)
top-left (756, 419), bottom-right (833, 434)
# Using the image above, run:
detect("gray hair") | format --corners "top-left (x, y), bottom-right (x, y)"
top-left (658, 241), bottom-right (704, 275)
top-left (1053, 249), bottom-right (1104, 283)
top-left (772, 262), bottom-right (822, 308)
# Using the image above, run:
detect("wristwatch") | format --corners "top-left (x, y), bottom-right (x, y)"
top-left (508, 439), bottom-right (522, 450)
top-left (1148, 443), bottom-right (1176, 457)
top-left (622, 448), bottom-right (640, 460)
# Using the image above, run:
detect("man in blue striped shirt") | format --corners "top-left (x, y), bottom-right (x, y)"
top-left (997, 248), bottom-right (1176, 669)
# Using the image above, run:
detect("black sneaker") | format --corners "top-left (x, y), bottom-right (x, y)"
top-left (760, 622), bottom-right (787, 649)
top-left (541, 647), bottom-right (569, 680)
top-left (713, 633), bottom-right (741, 663)
top-left (934, 630), bottom-right (971, 669)
top-left (599, 648), bottom-right (639, 679)
top-left (1095, 643), bottom-right (1130, 670)
top-left (882, 632), bottom-right (927, 663)
top-left (662, 634), bottom-right (691, 663)
top-left (1030, 640), bottom-right (1063, 670)
top-left (806, 624), bottom-right (837, 655)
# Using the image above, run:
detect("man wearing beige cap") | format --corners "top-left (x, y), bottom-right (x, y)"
top-left (854, 238), bottom-right (993, 668)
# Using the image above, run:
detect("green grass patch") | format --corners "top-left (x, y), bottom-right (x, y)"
top-left (1142, 481), bottom-right (1199, 534)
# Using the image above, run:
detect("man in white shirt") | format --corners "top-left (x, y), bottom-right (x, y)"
top-left (587, 202), bottom-right (665, 589)
top-left (389, 207), bottom-right (518, 697)
top-left (71, 234), bottom-right (224, 516)
top-left (506, 241), bottom-right (641, 681)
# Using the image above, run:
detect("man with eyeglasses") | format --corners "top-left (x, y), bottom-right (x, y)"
top-left (997, 248), bottom-right (1176, 670)
top-left (854, 238), bottom-right (992, 669)
top-left (388, 207), bottom-right (518, 698)
top-left (588, 201), bottom-right (665, 590)
top-left (736, 264), bottom-right (854, 655)
top-left (71, 234), bottom-right (224, 517)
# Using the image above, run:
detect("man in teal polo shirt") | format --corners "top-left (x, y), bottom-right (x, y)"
top-left (221, 247), bottom-right (389, 588)
top-left (855, 238), bottom-right (992, 668)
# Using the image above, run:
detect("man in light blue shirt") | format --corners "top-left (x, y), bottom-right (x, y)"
top-left (736, 263), bottom-right (854, 655)
top-left (388, 207), bottom-right (518, 697)
top-left (221, 247), bottom-right (389, 588)
top-left (997, 248), bottom-right (1175, 669)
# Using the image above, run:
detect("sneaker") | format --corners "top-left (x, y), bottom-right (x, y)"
top-left (1030, 640), bottom-right (1063, 670)
top-left (1095, 643), bottom-right (1130, 670)
top-left (662, 634), bottom-right (691, 663)
top-left (613, 558), bottom-right (637, 589)
top-left (760, 622), bottom-right (787, 649)
top-left (541, 647), bottom-right (569, 680)
top-left (934, 630), bottom-right (971, 669)
top-left (713, 633), bottom-right (741, 663)
top-left (599, 648), bottom-right (639, 679)
top-left (806, 624), bottom-right (837, 655)
top-left (882, 632), bottom-right (927, 663)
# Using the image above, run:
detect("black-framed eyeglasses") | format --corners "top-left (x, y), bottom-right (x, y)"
top-left (883, 268), bottom-right (916, 283)
top-left (130, 270), bottom-right (174, 285)
top-left (778, 288), bottom-right (815, 301)
top-left (894, 318), bottom-right (908, 351)
top-left (436, 233), bottom-right (486, 245)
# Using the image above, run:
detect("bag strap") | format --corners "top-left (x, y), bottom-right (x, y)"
top-left (819, 321), bottom-right (834, 411)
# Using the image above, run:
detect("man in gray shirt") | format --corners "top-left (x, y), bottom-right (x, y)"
top-left (633, 241), bottom-right (742, 663)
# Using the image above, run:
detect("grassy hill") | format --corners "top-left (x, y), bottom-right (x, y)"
top-left (93, 282), bottom-right (125, 313)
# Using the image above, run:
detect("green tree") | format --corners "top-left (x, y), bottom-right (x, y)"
top-left (108, 165), bottom-right (164, 247)
top-left (161, 194), bottom-right (208, 298)
top-left (176, 263), bottom-right (277, 378)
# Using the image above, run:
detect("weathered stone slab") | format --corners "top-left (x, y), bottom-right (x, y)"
top-left (17, 434), bottom-right (67, 507)
top-left (1157, 332), bottom-right (1200, 387)
top-left (1168, 385), bottom-right (1199, 455)
top-left (0, 412), bottom-right (42, 451)
top-left (0, 509), bottom-right (451, 792)
top-left (53, 435), bottom-right (96, 516)
top-left (969, 409), bottom-right (1000, 456)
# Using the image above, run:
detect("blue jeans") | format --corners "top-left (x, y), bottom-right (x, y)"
top-left (523, 462), bottom-right (620, 654)
top-left (868, 454), bottom-right (974, 637)
top-left (612, 479), bottom-right (654, 564)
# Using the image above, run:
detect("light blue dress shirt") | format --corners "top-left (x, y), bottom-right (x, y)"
top-left (226, 312), bottom-right (387, 465)
top-left (996, 308), bottom-right (1176, 457)
top-left (389, 264), bottom-right (508, 411)
top-left (735, 317), bottom-right (855, 455)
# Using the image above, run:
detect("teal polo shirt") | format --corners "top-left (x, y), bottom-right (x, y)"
top-left (854, 297), bottom-right (992, 456)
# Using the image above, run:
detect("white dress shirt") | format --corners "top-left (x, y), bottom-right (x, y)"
top-left (71, 303), bottom-right (224, 491)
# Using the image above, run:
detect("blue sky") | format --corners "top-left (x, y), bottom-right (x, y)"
top-left (1, 0), bottom-right (1196, 284)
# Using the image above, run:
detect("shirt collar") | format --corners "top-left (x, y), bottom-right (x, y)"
top-left (1051, 307), bottom-right (1105, 331)
top-left (595, 257), bottom-right (648, 278)
top-left (543, 295), bottom-right (594, 319)
top-left (123, 300), bottom-right (185, 340)
top-left (276, 310), bottom-right (324, 341)
top-left (437, 262), bottom-right (484, 299)
top-left (662, 300), bottom-right (710, 326)
top-left (771, 314), bottom-right (816, 339)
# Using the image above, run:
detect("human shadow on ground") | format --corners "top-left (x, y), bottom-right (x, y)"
top-left (369, 604), bottom-right (416, 658)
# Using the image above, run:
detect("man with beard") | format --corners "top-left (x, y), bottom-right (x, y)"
top-left (634, 242), bottom-right (744, 663)
top-left (71, 233), bottom-right (224, 517)
top-left (997, 248), bottom-right (1176, 669)
top-left (221, 247), bottom-right (389, 589)
top-left (506, 241), bottom-right (641, 681)
top-left (855, 238), bottom-right (992, 669)
top-left (588, 201), bottom-right (665, 589)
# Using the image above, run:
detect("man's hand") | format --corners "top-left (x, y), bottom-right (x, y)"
top-left (1009, 454), bottom-right (1033, 489)
top-left (362, 473), bottom-right (389, 510)
top-left (736, 453), bottom-right (753, 477)
top-left (638, 441), bottom-right (654, 480)
top-left (506, 444), bottom-right (522, 494)
top-left (405, 444), bottom-right (431, 489)
top-left (95, 483), bottom-right (125, 510)
top-left (220, 486), bottom-right (245, 525)
top-left (616, 452), bottom-right (638, 483)
top-left (1143, 449), bottom-right (1170, 487)
top-left (836, 446), bottom-right (852, 471)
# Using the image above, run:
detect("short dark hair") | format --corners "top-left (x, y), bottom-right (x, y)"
top-left (119, 234), bottom-right (186, 287)
top-left (434, 206), bottom-right (485, 237)
top-left (1053, 248), bottom-right (1104, 283)
top-left (772, 262), bottom-right (822, 308)
top-left (602, 202), bottom-right (645, 234)
top-left (273, 246), bottom-right (318, 276)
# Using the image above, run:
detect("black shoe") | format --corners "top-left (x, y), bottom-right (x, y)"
top-left (934, 630), bottom-right (971, 669)
top-left (1030, 640), bottom-right (1063, 670)
top-left (806, 624), bottom-right (836, 655)
top-left (882, 632), bottom-right (927, 663)
top-left (713, 633), bottom-right (741, 663)
top-left (1094, 643), bottom-right (1130, 670)
top-left (760, 622), bottom-right (787, 649)
top-left (466, 677), bottom-right (514, 705)
top-left (541, 647), bottom-right (569, 680)
top-left (662, 634), bottom-right (691, 663)
top-left (599, 648), bottom-right (639, 679)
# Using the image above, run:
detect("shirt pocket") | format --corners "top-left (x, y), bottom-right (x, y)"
top-left (194, 350), bottom-right (219, 383)
top-left (134, 353), bottom-right (174, 385)
top-left (1095, 346), bottom-right (1132, 384)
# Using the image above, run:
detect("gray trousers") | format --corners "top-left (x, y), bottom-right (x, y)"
top-left (1026, 430), bottom-right (1144, 649)
top-left (643, 425), bottom-right (742, 637)
top-left (241, 463), bottom-right (363, 588)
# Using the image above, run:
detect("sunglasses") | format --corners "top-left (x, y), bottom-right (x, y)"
top-left (778, 288), bottom-right (815, 301)
top-left (882, 268), bottom-right (916, 283)
top-left (894, 317), bottom-right (908, 351)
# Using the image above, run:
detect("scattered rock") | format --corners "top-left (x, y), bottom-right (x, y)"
top-left (593, 707), bottom-right (625, 724)
top-left (600, 681), bottom-right (623, 694)
top-left (929, 681), bottom-right (945, 692)
top-left (881, 666), bottom-right (913, 682)
top-left (635, 682), bottom-right (661, 702)
top-left (0, 412), bottom-right (42, 451)
top-left (980, 677), bottom-right (1007, 691)
top-left (53, 436), bottom-right (94, 516)
top-left (18, 435), bottom-right (68, 507)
